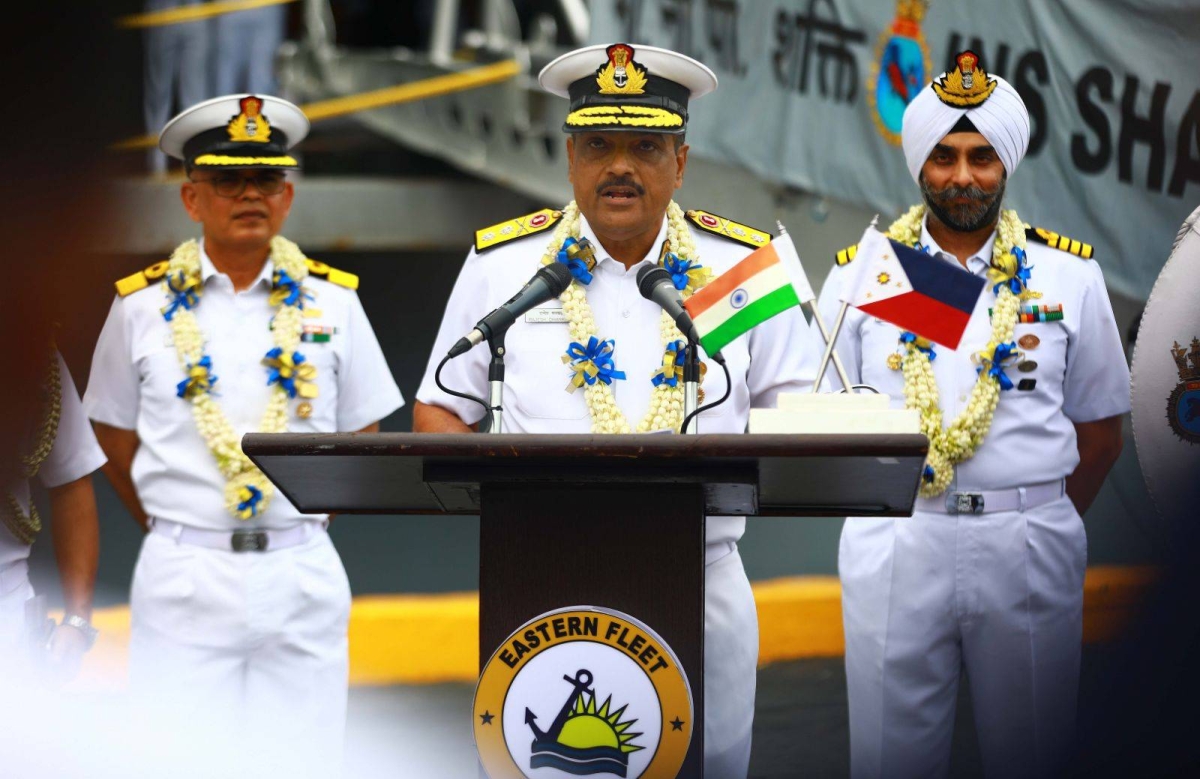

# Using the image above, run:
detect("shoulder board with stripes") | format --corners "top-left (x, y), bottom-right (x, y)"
top-left (115, 259), bottom-right (171, 297)
top-left (1025, 227), bottom-right (1094, 259)
top-left (306, 259), bottom-right (359, 290)
top-left (475, 208), bottom-right (562, 253)
top-left (835, 243), bottom-right (859, 266)
top-left (685, 210), bottom-right (771, 249)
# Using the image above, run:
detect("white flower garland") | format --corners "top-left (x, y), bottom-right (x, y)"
top-left (886, 205), bottom-right (1030, 497)
top-left (164, 236), bottom-right (310, 518)
top-left (545, 200), bottom-right (704, 433)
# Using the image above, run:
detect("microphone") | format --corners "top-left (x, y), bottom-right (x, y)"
top-left (637, 265), bottom-right (719, 360)
top-left (447, 261), bottom-right (575, 357)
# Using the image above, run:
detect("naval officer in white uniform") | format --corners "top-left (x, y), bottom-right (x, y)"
top-left (85, 94), bottom-right (402, 774)
top-left (817, 52), bottom-right (1130, 778)
top-left (413, 43), bottom-right (824, 777)
top-left (1, 349), bottom-right (105, 680)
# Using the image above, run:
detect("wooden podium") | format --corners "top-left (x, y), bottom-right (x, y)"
top-left (244, 432), bottom-right (927, 777)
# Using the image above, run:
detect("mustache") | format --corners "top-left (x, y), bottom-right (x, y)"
top-left (595, 177), bottom-right (645, 195)
top-left (920, 177), bottom-right (1005, 233)
top-left (923, 182), bottom-right (994, 204)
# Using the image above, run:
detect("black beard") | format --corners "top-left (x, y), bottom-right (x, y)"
top-left (920, 175), bottom-right (1006, 233)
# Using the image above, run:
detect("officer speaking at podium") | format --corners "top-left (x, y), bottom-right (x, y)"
top-left (413, 43), bottom-right (824, 777)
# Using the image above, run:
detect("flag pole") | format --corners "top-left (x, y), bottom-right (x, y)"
top-left (806, 300), bottom-right (856, 393)
top-left (774, 222), bottom-right (856, 393)
top-left (813, 302), bottom-right (850, 393)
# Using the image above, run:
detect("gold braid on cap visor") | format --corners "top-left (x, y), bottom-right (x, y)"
top-left (566, 105), bottom-right (683, 128)
top-left (193, 154), bottom-right (299, 166)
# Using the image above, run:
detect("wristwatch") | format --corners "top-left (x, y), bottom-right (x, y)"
top-left (61, 615), bottom-right (99, 650)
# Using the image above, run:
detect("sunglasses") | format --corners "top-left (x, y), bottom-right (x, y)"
top-left (189, 172), bottom-right (287, 198)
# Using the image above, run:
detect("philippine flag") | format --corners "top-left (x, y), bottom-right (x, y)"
top-left (840, 225), bottom-right (986, 350)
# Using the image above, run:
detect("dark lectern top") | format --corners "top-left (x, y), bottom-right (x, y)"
top-left (243, 432), bottom-right (927, 517)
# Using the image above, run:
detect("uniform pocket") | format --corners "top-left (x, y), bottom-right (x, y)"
top-left (1008, 322), bottom-right (1068, 399)
top-left (289, 340), bottom-right (339, 430)
top-left (292, 534), bottom-right (351, 625)
top-left (131, 533), bottom-right (197, 611)
top-left (505, 318), bottom-right (590, 420)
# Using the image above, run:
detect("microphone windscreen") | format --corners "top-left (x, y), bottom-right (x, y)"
top-left (539, 260), bottom-right (575, 295)
top-left (636, 265), bottom-right (673, 298)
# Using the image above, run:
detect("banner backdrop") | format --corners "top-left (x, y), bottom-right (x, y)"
top-left (590, 0), bottom-right (1200, 300)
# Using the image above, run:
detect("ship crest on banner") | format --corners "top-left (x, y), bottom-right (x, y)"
top-left (868, 0), bottom-right (933, 144)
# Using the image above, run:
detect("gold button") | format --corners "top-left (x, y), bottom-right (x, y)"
top-left (297, 401), bottom-right (313, 419)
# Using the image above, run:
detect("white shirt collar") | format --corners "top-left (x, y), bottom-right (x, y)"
top-left (198, 238), bottom-right (275, 291)
top-left (919, 214), bottom-right (997, 277)
top-left (577, 214), bottom-right (670, 274)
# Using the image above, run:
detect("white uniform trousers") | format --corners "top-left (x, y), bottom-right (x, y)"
top-left (0, 562), bottom-right (33, 663)
top-left (705, 548), bottom-right (759, 779)
top-left (129, 526), bottom-right (351, 778)
top-left (840, 495), bottom-right (1087, 779)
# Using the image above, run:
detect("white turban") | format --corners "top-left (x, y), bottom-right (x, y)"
top-left (901, 72), bottom-right (1030, 183)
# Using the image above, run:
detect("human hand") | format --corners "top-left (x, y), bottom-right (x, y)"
top-left (42, 622), bottom-right (90, 684)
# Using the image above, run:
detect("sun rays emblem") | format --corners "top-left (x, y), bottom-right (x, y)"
top-left (527, 669), bottom-right (643, 776)
top-left (876, 272), bottom-right (892, 285)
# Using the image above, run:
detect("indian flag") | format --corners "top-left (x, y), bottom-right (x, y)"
top-left (684, 232), bottom-right (811, 357)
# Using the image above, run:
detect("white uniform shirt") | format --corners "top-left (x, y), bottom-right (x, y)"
top-left (84, 242), bottom-right (404, 530)
top-left (417, 214), bottom-right (824, 562)
top-left (817, 215), bottom-right (1131, 492)
top-left (1, 353), bottom-right (107, 568)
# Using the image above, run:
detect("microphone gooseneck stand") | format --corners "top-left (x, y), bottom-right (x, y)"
top-left (485, 329), bottom-right (506, 434)
top-left (683, 338), bottom-right (701, 434)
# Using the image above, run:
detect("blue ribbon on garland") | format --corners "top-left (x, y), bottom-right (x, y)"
top-left (563, 336), bottom-right (625, 391)
top-left (978, 341), bottom-right (1018, 390)
top-left (270, 268), bottom-right (312, 308)
top-left (663, 253), bottom-right (707, 293)
top-left (236, 484), bottom-right (264, 519)
top-left (651, 340), bottom-right (687, 388)
top-left (162, 271), bottom-right (201, 321)
top-left (899, 331), bottom-right (937, 360)
top-left (176, 355), bottom-right (217, 398)
top-left (555, 236), bottom-right (594, 285)
top-left (922, 464), bottom-right (936, 483)
top-left (263, 347), bottom-right (317, 399)
top-left (992, 246), bottom-right (1034, 297)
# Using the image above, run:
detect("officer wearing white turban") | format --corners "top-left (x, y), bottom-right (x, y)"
top-left (900, 50), bottom-right (1031, 184)
top-left (817, 51), bottom-right (1130, 778)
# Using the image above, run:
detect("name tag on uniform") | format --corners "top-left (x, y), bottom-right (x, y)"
top-left (526, 308), bottom-right (567, 324)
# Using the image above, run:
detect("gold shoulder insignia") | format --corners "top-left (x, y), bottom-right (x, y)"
top-left (835, 243), bottom-right (860, 266)
top-left (475, 208), bottom-right (563, 253)
top-left (686, 210), bottom-right (771, 249)
top-left (115, 259), bottom-right (170, 297)
top-left (1025, 227), bottom-right (1095, 259)
top-left (306, 259), bottom-right (359, 290)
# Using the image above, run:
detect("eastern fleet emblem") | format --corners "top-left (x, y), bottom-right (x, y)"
top-left (868, 0), bottom-right (932, 144)
top-left (474, 607), bottom-right (693, 778)
top-left (1167, 337), bottom-right (1200, 444)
